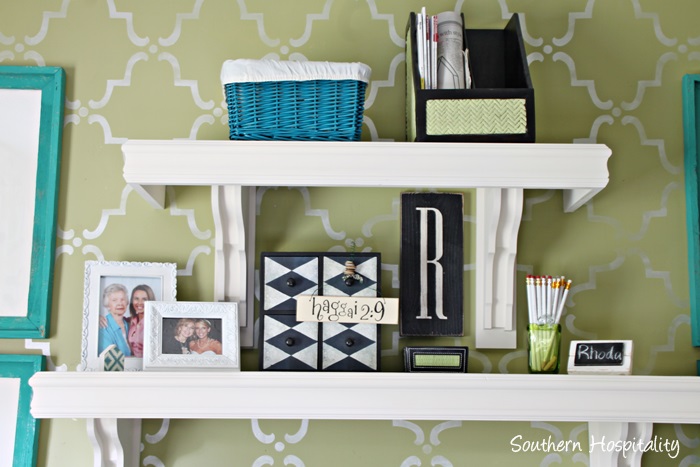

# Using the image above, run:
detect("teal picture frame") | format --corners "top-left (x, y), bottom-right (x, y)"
top-left (0, 66), bottom-right (64, 338)
top-left (0, 354), bottom-right (45, 467)
top-left (683, 74), bottom-right (700, 347)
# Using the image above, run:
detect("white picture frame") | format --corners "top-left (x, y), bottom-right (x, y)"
top-left (143, 301), bottom-right (240, 371)
top-left (79, 260), bottom-right (177, 371)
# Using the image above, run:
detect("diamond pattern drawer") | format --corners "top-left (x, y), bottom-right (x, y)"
top-left (260, 252), bottom-right (381, 371)
top-left (261, 313), bottom-right (319, 371)
top-left (262, 255), bottom-right (318, 313)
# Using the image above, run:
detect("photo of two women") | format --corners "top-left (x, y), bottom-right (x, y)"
top-left (97, 276), bottom-right (161, 358)
top-left (162, 317), bottom-right (223, 356)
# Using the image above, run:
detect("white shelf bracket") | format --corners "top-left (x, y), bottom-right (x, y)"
top-left (128, 184), bottom-right (165, 210)
top-left (588, 421), bottom-right (653, 467)
top-left (211, 185), bottom-right (256, 348)
top-left (86, 418), bottom-right (141, 467)
top-left (475, 188), bottom-right (523, 348)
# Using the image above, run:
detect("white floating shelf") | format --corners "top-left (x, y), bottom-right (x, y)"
top-left (29, 371), bottom-right (700, 467)
top-left (121, 140), bottom-right (612, 350)
top-left (122, 140), bottom-right (610, 211)
top-left (30, 371), bottom-right (700, 423)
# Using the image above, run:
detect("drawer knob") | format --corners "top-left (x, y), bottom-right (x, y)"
top-left (285, 337), bottom-right (295, 347)
top-left (345, 338), bottom-right (354, 347)
top-left (286, 278), bottom-right (296, 287)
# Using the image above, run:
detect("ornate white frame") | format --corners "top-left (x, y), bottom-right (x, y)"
top-left (79, 260), bottom-right (177, 371)
top-left (143, 301), bottom-right (240, 371)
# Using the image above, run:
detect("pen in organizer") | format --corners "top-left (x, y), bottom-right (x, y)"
top-left (525, 275), bottom-right (572, 372)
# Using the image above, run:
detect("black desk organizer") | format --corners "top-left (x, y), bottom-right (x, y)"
top-left (259, 252), bottom-right (381, 372)
top-left (406, 12), bottom-right (535, 142)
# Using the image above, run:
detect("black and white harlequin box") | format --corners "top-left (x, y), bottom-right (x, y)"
top-left (259, 252), bottom-right (381, 372)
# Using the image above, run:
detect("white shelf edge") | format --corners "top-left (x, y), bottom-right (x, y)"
top-left (123, 140), bottom-right (611, 194)
top-left (30, 372), bottom-right (700, 424)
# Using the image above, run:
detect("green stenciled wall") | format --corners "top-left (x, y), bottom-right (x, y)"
top-left (2, 0), bottom-right (700, 466)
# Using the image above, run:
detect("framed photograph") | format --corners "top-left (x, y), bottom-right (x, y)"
top-left (0, 66), bottom-right (65, 338)
top-left (80, 260), bottom-right (177, 371)
top-left (0, 354), bottom-right (44, 467)
top-left (143, 301), bottom-right (240, 371)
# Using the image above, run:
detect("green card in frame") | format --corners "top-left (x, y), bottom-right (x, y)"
top-left (0, 66), bottom-right (65, 338)
top-left (0, 354), bottom-right (45, 467)
top-left (683, 74), bottom-right (700, 346)
top-left (404, 346), bottom-right (468, 373)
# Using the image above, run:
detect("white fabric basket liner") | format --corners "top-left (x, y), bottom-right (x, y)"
top-left (221, 59), bottom-right (371, 85)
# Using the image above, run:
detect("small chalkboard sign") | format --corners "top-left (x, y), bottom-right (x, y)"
top-left (574, 342), bottom-right (624, 366)
top-left (567, 340), bottom-right (633, 375)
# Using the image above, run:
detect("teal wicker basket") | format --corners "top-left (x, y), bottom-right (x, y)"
top-left (221, 60), bottom-right (371, 141)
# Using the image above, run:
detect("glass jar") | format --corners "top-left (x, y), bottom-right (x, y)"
top-left (527, 323), bottom-right (561, 374)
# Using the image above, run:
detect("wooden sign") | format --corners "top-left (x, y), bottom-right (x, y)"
top-left (567, 340), bottom-right (633, 375)
top-left (400, 193), bottom-right (463, 336)
top-left (296, 295), bottom-right (399, 324)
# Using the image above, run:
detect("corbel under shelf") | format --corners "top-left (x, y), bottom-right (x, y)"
top-left (121, 140), bottom-right (611, 349)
